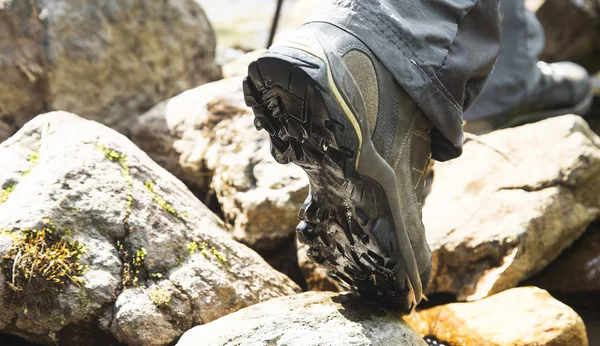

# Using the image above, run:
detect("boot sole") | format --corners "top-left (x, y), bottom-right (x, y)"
top-left (243, 36), bottom-right (427, 311)
top-left (502, 91), bottom-right (594, 129)
top-left (467, 90), bottom-right (595, 134)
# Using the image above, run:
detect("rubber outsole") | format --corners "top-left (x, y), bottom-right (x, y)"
top-left (465, 90), bottom-right (595, 134)
top-left (503, 91), bottom-right (594, 129)
top-left (243, 43), bottom-right (423, 312)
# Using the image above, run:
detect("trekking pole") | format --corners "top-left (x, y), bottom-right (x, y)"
top-left (267, 0), bottom-right (285, 48)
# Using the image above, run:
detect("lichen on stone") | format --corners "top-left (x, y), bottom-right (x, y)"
top-left (144, 180), bottom-right (187, 219)
top-left (148, 287), bottom-right (172, 308)
top-left (0, 151), bottom-right (40, 204)
top-left (187, 241), bottom-right (229, 268)
top-left (0, 184), bottom-right (16, 204)
top-left (96, 144), bottom-right (134, 232)
top-left (22, 151), bottom-right (40, 177)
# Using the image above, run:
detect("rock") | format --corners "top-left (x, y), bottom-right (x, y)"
top-left (406, 287), bottom-right (588, 346)
top-left (0, 0), bottom-right (221, 143)
top-left (0, 112), bottom-right (299, 345)
top-left (0, 0), bottom-right (47, 141)
top-left (222, 49), bottom-right (266, 78)
top-left (424, 115), bottom-right (600, 300)
top-left (131, 77), bottom-right (309, 252)
top-left (526, 222), bottom-right (600, 292)
top-left (297, 241), bottom-right (344, 292)
top-left (177, 291), bottom-right (427, 346)
top-left (527, 0), bottom-right (600, 73)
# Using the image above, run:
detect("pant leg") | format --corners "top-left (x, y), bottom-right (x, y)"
top-left (307, 0), bottom-right (501, 161)
top-left (464, 0), bottom-right (545, 121)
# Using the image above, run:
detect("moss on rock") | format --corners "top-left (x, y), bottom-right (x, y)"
top-left (144, 180), bottom-right (187, 219)
top-left (187, 241), bottom-right (229, 268)
top-left (148, 287), bottom-right (172, 308)
top-left (1, 223), bottom-right (86, 297)
top-left (0, 184), bottom-right (16, 204)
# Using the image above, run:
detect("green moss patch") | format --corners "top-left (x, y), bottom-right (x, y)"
top-left (118, 242), bottom-right (147, 287)
top-left (21, 151), bottom-right (40, 177)
top-left (1, 151), bottom-right (40, 204)
top-left (2, 225), bottom-right (86, 294)
top-left (97, 145), bottom-right (134, 232)
top-left (0, 184), bottom-right (16, 204)
top-left (187, 241), bottom-right (229, 268)
top-left (144, 180), bottom-right (187, 219)
top-left (148, 287), bottom-right (172, 308)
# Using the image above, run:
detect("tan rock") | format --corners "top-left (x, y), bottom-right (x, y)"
top-left (406, 287), bottom-right (588, 346)
top-left (131, 77), bottom-right (309, 251)
top-left (424, 115), bottom-right (600, 300)
top-left (0, 0), bottom-right (221, 142)
top-left (0, 112), bottom-right (299, 345)
top-left (527, 222), bottom-right (600, 292)
top-left (177, 291), bottom-right (427, 346)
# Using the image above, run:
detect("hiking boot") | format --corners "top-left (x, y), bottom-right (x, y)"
top-left (243, 22), bottom-right (432, 312)
top-left (464, 61), bottom-right (593, 134)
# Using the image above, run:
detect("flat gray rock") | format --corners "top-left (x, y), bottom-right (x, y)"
top-left (177, 291), bottom-right (427, 346)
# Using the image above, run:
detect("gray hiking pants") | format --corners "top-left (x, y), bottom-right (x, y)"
top-left (308, 0), bottom-right (543, 161)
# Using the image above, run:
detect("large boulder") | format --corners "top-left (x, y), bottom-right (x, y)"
top-left (0, 112), bottom-right (299, 345)
top-left (0, 0), bottom-right (221, 143)
top-left (177, 291), bottom-right (427, 346)
top-left (406, 287), bottom-right (588, 346)
top-left (424, 115), bottom-right (600, 300)
top-left (130, 77), bottom-right (309, 252)
top-left (0, 1), bottom-right (47, 142)
top-left (526, 222), bottom-right (600, 293)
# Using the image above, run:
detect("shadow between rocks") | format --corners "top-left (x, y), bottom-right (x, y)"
top-left (0, 333), bottom-right (36, 346)
top-left (260, 234), bottom-right (308, 290)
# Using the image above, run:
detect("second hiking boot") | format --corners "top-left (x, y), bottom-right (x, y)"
top-left (464, 61), bottom-right (593, 134)
top-left (243, 23), bottom-right (432, 312)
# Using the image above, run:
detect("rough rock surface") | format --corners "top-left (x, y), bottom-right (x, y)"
top-left (0, 112), bottom-right (299, 346)
top-left (406, 287), bottom-right (588, 346)
top-left (297, 241), bottom-right (344, 292)
top-left (0, 0), bottom-right (47, 142)
top-left (527, 222), bottom-right (600, 292)
top-left (424, 115), bottom-right (600, 300)
top-left (131, 77), bottom-right (309, 251)
top-left (177, 291), bottom-right (427, 346)
top-left (0, 0), bottom-right (221, 142)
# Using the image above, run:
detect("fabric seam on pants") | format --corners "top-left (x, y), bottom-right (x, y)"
top-left (355, 4), bottom-right (462, 114)
top-left (356, 2), bottom-right (463, 112)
